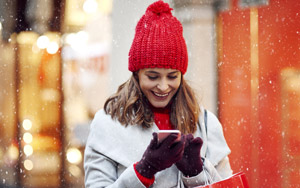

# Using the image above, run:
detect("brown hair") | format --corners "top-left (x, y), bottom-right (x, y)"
top-left (104, 74), bottom-right (200, 134)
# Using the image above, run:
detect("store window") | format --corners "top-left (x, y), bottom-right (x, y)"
top-left (0, 0), bottom-right (112, 187)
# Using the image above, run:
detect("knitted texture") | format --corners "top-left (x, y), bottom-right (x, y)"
top-left (128, 0), bottom-right (188, 74)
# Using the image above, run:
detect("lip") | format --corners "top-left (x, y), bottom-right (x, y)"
top-left (152, 91), bottom-right (170, 99)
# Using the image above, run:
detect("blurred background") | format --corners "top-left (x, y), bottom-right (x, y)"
top-left (0, 0), bottom-right (299, 187)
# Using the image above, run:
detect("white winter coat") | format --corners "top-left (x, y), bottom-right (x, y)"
top-left (84, 109), bottom-right (232, 188)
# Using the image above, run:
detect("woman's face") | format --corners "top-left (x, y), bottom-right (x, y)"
top-left (138, 68), bottom-right (182, 108)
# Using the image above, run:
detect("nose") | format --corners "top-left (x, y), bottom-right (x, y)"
top-left (157, 79), bottom-right (169, 91)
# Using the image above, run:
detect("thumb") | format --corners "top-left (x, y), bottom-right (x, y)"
top-left (192, 137), bottom-right (203, 147)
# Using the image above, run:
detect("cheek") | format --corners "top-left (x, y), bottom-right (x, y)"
top-left (171, 80), bottom-right (181, 90)
top-left (139, 80), bottom-right (154, 93)
top-left (139, 83), bottom-right (147, 94)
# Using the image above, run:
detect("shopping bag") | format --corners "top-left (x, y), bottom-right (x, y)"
top-left (195, 172), bottom-right (249, 188)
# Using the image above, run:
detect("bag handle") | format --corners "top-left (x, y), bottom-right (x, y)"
top-left (203, 167), bottom-right (213, 185)
top-left (202, 109), bottom-right (208, 158)
top-left (204, 109), bottom-right (208, 136)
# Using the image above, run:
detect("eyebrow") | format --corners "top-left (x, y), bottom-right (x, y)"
top-left (145, 70), bottom-right (179, 74)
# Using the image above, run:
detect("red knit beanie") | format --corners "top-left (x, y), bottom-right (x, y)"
top-left (128, 0), bottom-right (188, 74)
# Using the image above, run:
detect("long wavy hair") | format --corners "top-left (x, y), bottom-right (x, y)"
top-left (104, 73), bottom-right (201, 134)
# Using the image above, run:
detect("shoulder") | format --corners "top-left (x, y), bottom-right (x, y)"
top-left (87, 109), bottom-right (116, 146)
top-left (201, 108), bottom-right (231, 166)
top-left (89, 109), bottom-right (121, 131)
top-left (88, 109), bottom-right (127, 141)
top-left (92, 109), bottom-right (113, 123)
top-left (205, 110), bottom-right (224, 135)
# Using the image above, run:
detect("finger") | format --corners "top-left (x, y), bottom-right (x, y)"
top-left (192, 137), bottom-right (203, 147)
top-left (190, 137), bottom-right (203, 154)
top-left (173, 146), bottom-right (185, 162)
top-left (170, 138), bottom-right (185, 154)
top-left (180, 134), bottom-right (186, 144)
top-left (149, 132), bottom-right (158, 149)
top-left (162, 133), bottom-right (180, 146)
top-left (186, 133), bottom-right (194, 142)
top-left (183, 133), bottom-right (193, 148)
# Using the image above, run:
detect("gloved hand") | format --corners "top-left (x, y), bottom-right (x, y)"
top-left (175, 134), bottom-right (203, 177)
top-left (135, 132), bottom-right (185, 178)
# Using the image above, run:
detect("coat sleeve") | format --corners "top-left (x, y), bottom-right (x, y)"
top-left (84, 112), bottom-right (147, 188)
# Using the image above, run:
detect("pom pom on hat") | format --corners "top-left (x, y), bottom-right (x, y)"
top-left (128, 0), bottom-right (188, 74)
top-left (146, 0), bottom-right (172, 15)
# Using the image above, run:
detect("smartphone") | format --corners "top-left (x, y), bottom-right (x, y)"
top-left (157, 130), bottom-right (181, 143)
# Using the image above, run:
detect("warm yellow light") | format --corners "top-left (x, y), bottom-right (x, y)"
top-left (66, 148), bottom-right (82, 165)
top-left (24, 145), bottom-right (33, 156)
top-left (65, 31), bottom-right (89, 51)
top-left (32, 43), bottom-right (40, 53)
top-left (23, 133), bottom-right (33, 144)
top-left (69, 165), bottom-right (82, 177)
top-left (77, 31), bottom-right (89, 42)
top-left (37, 35), bottom-right (50, 49)
top-left (47, 41), bottom-right (59, 54)
top-left (0, 149), bottom-right (3, 163)
top-left (24, 159), bottom-right (33, 170)
top-left (99, 0), bottom-right (112, 14)
top-left (83, 0), bottom-right (98, 14)
top-left (64, 33), bottom-right (76, 45)
top-left (7, 145), bottom-right (19, 160)
top-left (22, 119), bottom-right (32, 130)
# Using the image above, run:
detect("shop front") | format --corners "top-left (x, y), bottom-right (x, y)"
top-left (217, 0), bottom-right (300, 187)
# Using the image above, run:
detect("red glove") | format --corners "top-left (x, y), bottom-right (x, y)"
top-left (135, 132), bottom-right (185, 178)
top-left (175, 134), bottom-right (203, 177)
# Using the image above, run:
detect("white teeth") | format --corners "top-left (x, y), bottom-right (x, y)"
top-left (154, 92), bottom-right (168, 97)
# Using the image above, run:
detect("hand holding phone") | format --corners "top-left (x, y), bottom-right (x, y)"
top-left (135, 130), bottom-right (184, 178)
top-left (157, 130), bottom-right (181, 143)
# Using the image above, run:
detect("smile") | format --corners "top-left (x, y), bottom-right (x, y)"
top-left (153, 92), bottom-right (169, 97)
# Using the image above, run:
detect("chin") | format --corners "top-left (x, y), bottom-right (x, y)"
top-left (150, 101), bottom-right (169, 108)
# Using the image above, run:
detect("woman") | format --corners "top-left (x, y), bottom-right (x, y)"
top-left (84, 1), bottom-right (232, 187)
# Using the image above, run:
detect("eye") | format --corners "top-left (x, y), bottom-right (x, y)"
top-left (148, 75), bottom-right (158, 80)
top-left (168, 75), bottom-right (178, 79)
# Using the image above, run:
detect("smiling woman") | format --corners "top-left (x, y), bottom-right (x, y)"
top-left (84, 1), bottom-right (232, 188)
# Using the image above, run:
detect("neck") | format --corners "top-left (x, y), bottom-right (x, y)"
top-left (149, 102), bottom-right (172, 114)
